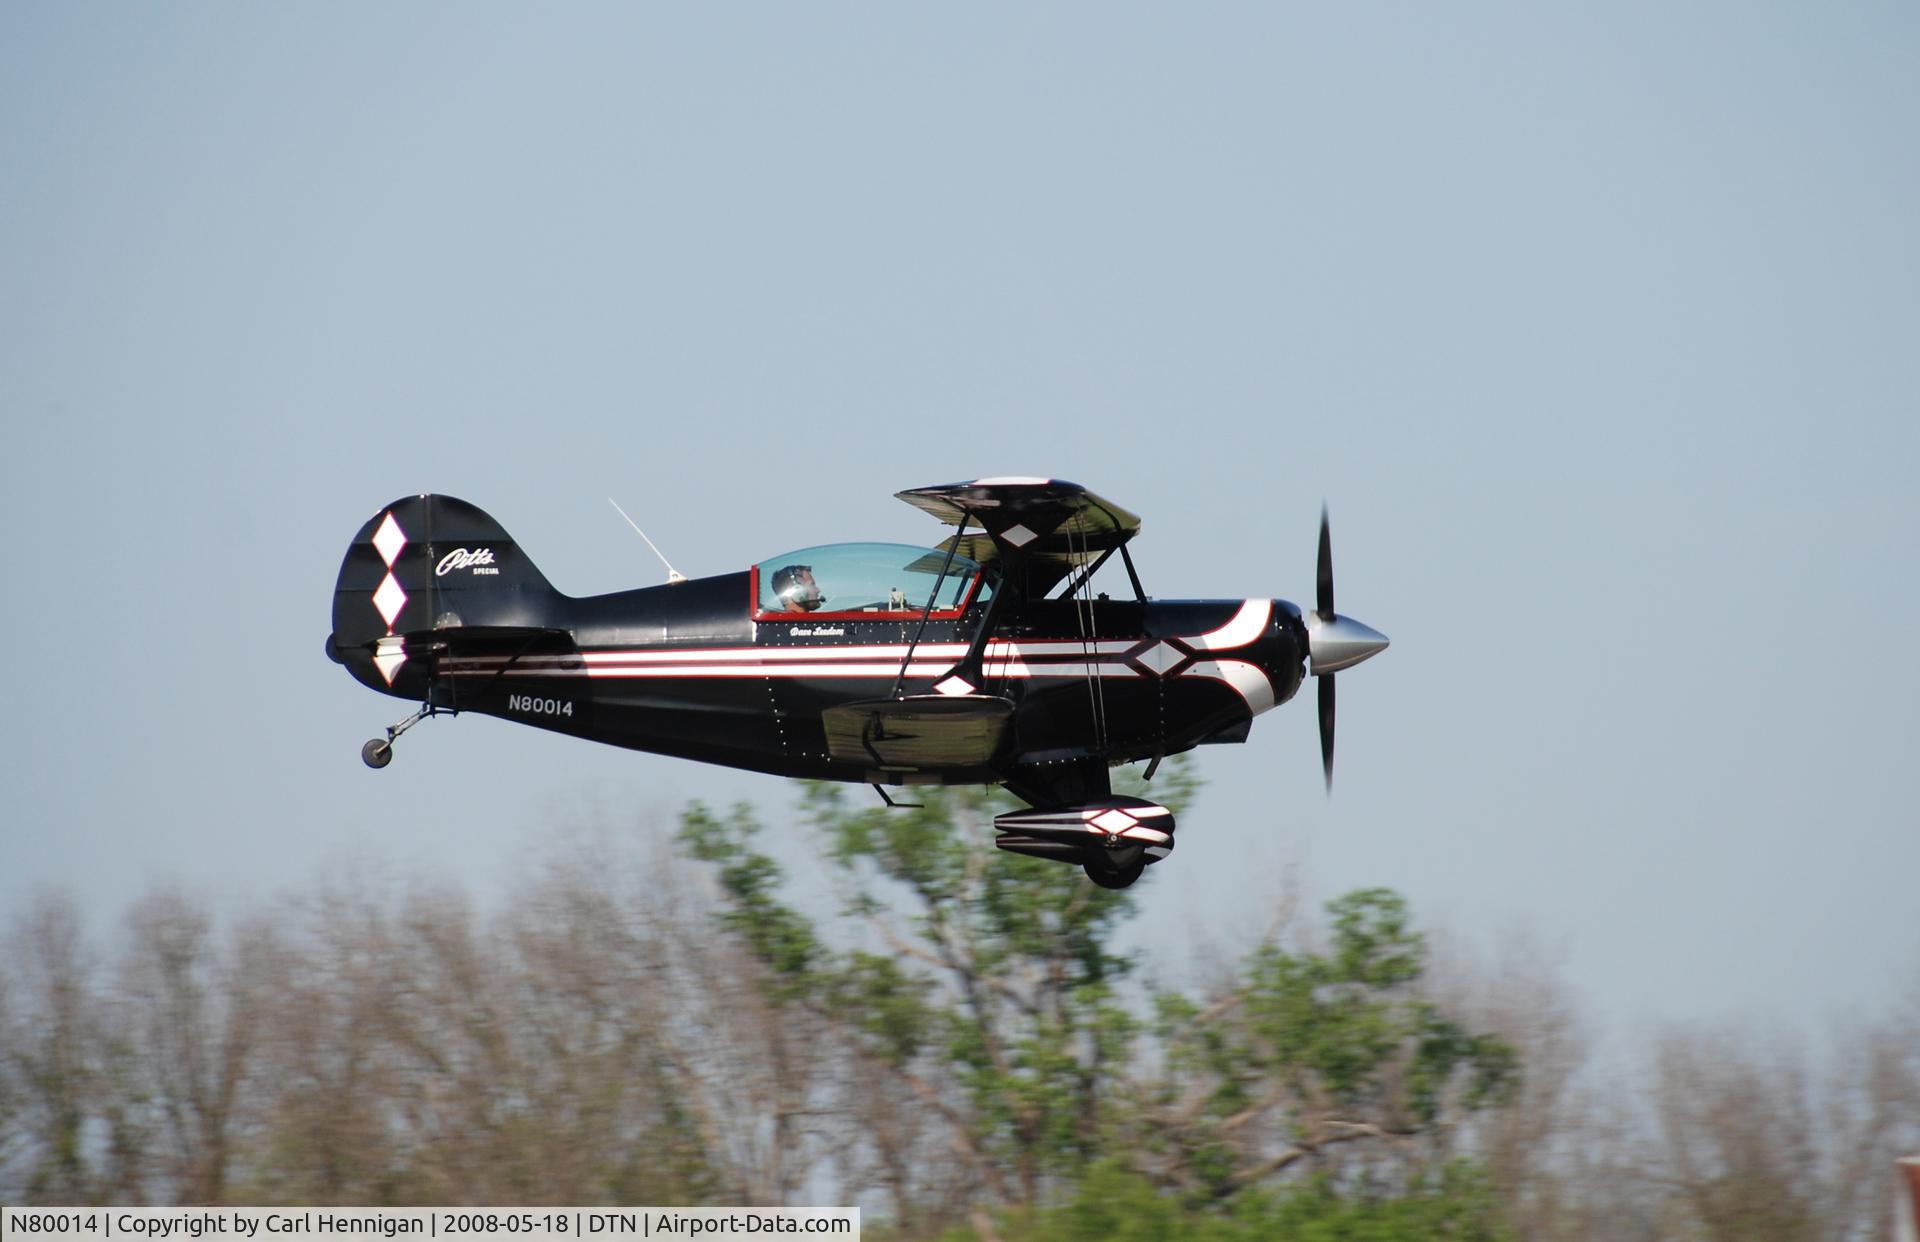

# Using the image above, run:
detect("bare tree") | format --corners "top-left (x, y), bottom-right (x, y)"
top-left (606, 841), bottom-right (840, 1206)
top-left (119, 890), bottom-right (276, 1204)
top-left (0, 960), bottom-right (21, 1187)
top-left (3, 893), bottom-right (154, 1203)
top-left (1821, 1013), bottom-right (1920, 1240)
top-left (1647, 1029), bottom-right (1827, 1241)
top-left (241, 877), bottom-right (414, 1202)
top-left (6, 819), bottom-right (1914, 1238)
top-left (223, 839), bottom-right (838, 1206)
top-left (1421, 926), bottom-right (1605, 1239)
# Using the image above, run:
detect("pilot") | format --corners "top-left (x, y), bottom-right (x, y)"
top-left (770, 563), bottom-right (824, 612)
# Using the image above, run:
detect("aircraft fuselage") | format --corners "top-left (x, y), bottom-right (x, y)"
top-left (347, 568), bottom-right (1307, 787)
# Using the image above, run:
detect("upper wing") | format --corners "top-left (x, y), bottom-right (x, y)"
top-left (895, 477), bottom-right (1141, 597)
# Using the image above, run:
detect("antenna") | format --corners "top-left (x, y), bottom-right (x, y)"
top-left (608, 498), bottom-right (688, 584)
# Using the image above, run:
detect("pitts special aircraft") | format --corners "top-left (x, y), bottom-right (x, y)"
top-left (326, 479), bottom-right (1388, 888)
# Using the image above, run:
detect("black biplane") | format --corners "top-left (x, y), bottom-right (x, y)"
top-left (326, 479), bottom-right (1387, 888)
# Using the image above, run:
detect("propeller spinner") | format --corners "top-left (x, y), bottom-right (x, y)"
top-left (1304, 506), bottom-right (1389, 789)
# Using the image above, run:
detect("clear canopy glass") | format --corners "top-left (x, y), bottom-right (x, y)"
top-left (755, 542), bottom-right (988, 617)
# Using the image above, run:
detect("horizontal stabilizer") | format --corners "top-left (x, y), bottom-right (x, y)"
top-left (822, 694), bottom-right (1012, 771)
top-left (391, 625), bottom-right (576, 658)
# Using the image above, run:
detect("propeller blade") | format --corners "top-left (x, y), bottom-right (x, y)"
top-left (1319, 673), bottom-right (1335, 791)
top-left (1316, 504), bottom-right (1334, 621)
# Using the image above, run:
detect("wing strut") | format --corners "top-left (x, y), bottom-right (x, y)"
top-left (872, 784), bottom-right (924, 809)
top-left (1053, 540), bottom-right (1149, 603)
top-left (1119, 543), bottom-right (1147, 602)
top-left (1053, 545), bottom-right (1117, 599)
top-left (890, 512), bottom-right (971, 699)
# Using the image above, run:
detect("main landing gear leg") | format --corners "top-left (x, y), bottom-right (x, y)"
top-left (361, 702), bottom-right (450, 769)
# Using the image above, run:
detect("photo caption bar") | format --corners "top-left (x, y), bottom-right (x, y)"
top-left (2, 1210), bottom-right (858, 1242)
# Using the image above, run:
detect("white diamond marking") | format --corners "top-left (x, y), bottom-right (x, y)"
top-left (1090, 809), bottom-right (1139, 834)
top-left (935, 675), bottom-right (976, 697)
top-left (372, 572), bottom-right (408, 628)
top-left (372, 649), bottom-right (407, 685)
top-left (372, 512), bottom-right (407, 567)
top-left (1138, 641), bottom-right (1184, 676)
top-left (1001, 523), bottom-right (1037, 547)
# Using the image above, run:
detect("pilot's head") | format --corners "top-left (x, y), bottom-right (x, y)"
top-left (770, 564), bottom-right (823, 612)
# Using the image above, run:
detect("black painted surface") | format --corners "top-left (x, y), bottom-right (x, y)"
top-left (331, 493), bottom-right (1318, 807)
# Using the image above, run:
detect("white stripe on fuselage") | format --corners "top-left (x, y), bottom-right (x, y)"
top-left (441, 661), bottom-right (1150, 681)
top-left (432, 599), bottom-right (1279, 709)
top-left (441, 637), bottom-right (1143, 669)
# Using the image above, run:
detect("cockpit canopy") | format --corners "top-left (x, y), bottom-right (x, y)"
top-left (753, 542), bottom-right (990, 618)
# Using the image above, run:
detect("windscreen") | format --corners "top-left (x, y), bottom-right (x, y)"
top-left (756, 543), bottom-right (988, 616)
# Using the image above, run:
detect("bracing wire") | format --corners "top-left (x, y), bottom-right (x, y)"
top-left (892, 513), bottom-right (969, 700)
top-left (1068, 518), bottom-right (1110, 758)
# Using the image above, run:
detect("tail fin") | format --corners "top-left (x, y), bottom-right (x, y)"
top-left (327, 495), bottom-right (563, 694)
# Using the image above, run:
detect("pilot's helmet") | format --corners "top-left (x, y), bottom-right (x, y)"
top-left (770, 563), bottom-right (823, 611)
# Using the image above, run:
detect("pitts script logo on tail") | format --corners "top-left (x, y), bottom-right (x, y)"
top-left (436, 547), bottom-right (498, 576)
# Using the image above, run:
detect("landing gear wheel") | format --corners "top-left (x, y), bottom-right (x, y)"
top-left (1084, 859), bottom-right (1145, 890)
top-left (357, 701), bottom-right (450, 770)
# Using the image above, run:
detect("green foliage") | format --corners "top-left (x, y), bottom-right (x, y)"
top-left (677, 764), bottom-right (1206, 1200)
top-left (1215, 888), bottom-right (1516, 1123)
top-left (829, 951), bottom-right (937, 1065)
top-left (677, 764), bottom-right (1518, 1235)
top-left (678, 802), bottom-right (823, 993)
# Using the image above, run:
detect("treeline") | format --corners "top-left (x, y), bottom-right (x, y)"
top-left (1, 772), bottom-right (1915, 1240)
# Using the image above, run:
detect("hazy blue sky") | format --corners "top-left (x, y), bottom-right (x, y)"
top-left (4, 3), bottom-right (1915, 1044)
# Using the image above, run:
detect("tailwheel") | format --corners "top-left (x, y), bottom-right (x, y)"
top-left (358, 701), bottom-right (449, 770)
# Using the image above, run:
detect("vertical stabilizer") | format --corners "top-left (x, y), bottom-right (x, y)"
top-left (327, 495), bottom-right (561, 696)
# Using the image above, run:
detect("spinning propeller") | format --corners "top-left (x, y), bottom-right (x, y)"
top-left (1305, 506), bottom-right (1389, 790)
